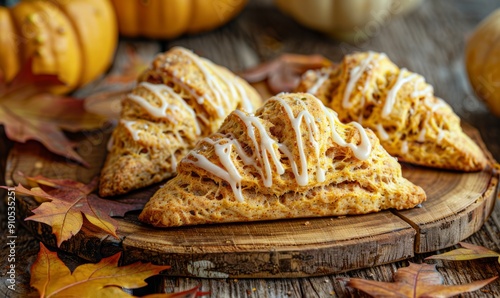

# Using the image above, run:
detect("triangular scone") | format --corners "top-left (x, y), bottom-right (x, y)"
top-left (139, 93), bottom-right (426, 227)
top-left (296, 52), bottom-right (488, 172)
top-left (99, 47), bottom-right (262, 197)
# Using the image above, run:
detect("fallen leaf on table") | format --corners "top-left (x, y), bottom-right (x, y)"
top-left (4, 175), bottom-right (145, 247)
top-left (105, 44), bottom-right (150, 84)
top-left (0, 59), bottom-right (108, 166)
top-left (426, 242), bottom-right (500, 263)
top-left (240, 53), bottom-right (332, 95)
top-left (345, 262), bottom-right (497, 297)
top-left (26, 175), bottom-right (147, 217)
top-left (31, 243), bottom-right (171, 298)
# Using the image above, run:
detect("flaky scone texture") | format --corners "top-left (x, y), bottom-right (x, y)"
top-left (99, 47), bottom-right (262, 197)
top-left (139, 93), bottom-right (426, 227)
top-left (296, 52), bottom-right (488, 172)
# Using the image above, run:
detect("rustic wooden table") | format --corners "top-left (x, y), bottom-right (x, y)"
top-left (1, 0), bottom-right (500, 297)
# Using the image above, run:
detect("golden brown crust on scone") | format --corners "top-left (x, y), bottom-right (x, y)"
top-left (99, 47), bottom-right (262, 197)
top-left (139, 93), bottom-right (426, 227)
top-left (296, 52), bottom-right (488, 172)
top-left (138, 47), bottom-right (261, 132)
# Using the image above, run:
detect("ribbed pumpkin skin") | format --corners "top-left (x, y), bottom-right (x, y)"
top-left (0, 0), bottom-right (117, 93)
top-left (0, 6), bottom-right (20, 82)
top-left (110, 0), bottom-right (248, 39)
top-left (465, 9), bottom-right (500, 117)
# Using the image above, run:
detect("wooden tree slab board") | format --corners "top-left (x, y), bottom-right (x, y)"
top-left (5, 124), bottom-right (498, 278)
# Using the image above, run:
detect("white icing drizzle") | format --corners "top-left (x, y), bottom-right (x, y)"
top-left (417, 128), bottom-right (426, 142)
top-left (189, 150), bottom-right (245, 200)
top-left (170, 75), bottom-right (206, 105)
top-left (176, 48), bottom-right (227, 116)
top-left (382, 68), bottom-right (417, 118)
top-left (411, 76), bottom-right (433, 99)
top-left (402, 75), bottom-right (450, 147)
top-left (197, 113), bottom-right (210, 126)
top-left (376, 124), bottom-right (390, 140)
top-left (417, 112), bottom-right (431, 143)
top-left (198, 135), bottom-right (261, 201)
top-left (340, 53), bottom-right (451, 152)
top-left (437, 127), bottom-right (445, 144)
top-left (121, 119), bottom-right (141, 141)
top-left (174, 47), bottom-right (255, 116)
top-left (404, 75), bottom-right (449, 147)
top-left (233, 109), bottom-right (285, 187)
top-left (128, 82), bottom-right (201, 135)
top-left (343, 52), bottom-right (375, 109)
top-left (272, 96), bottom-right (323, 185)
top-left (186, 133), bottom-right (265, 202)
top-left (324, 112), bottom-right (372, 161)
top-left (424, 97), bottom-right (447, 112)
top-left (307, 71), bottom-right (329, 95)
top-left (185, 95), bottom-right (372, 201)
top-left (166, 76), bottom-right (210, 127)
top-left (225, 75), bottom-right (254, 112)
top-left (401, 140), bottom-right (409, 154)
top-left (342, 52), bottom-right (386, 124)
top-left (170, 151), bottom-right (178, 172)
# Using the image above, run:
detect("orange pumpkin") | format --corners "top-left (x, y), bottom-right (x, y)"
top-left (465, 9), bottom-right (500, 117)
top-left (0, 0), bottom-right (117, 93)
top-left (110, 0), bottom-right (248, 39)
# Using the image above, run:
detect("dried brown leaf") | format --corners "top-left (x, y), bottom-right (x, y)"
top-left (240, 53), bottom-right (332, 94)
top-left (346, 262), bottom-right (497, 297)
top-left (3, 175), bottom-right (145, 246)
top-left (0, 59), bottom-right (108, 166)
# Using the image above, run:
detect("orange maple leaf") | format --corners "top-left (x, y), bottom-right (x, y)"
top-left (0, 59), bottom-right (108, 166)
top-left (6, 175), bottom-right (145, 246)
top-left (345, 262), bottom-right (497, 297)
top-left (31, 243), bottom-right (171, 298)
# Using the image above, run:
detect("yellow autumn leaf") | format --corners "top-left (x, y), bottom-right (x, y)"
top-left (426, 242), bottom-right (500, 263)
top-left (31, 243), bottom-right (170, 298)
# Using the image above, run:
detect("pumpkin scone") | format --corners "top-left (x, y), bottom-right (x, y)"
top-left (139, 93), bottom-right (426, 227)
top-left (99, 47), bottom-right (262, 197)
top-left (296, 51), bottom-right (488, 172)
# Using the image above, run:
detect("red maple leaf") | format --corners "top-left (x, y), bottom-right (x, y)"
top-left (0, 59), bottom-right (108, 166)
